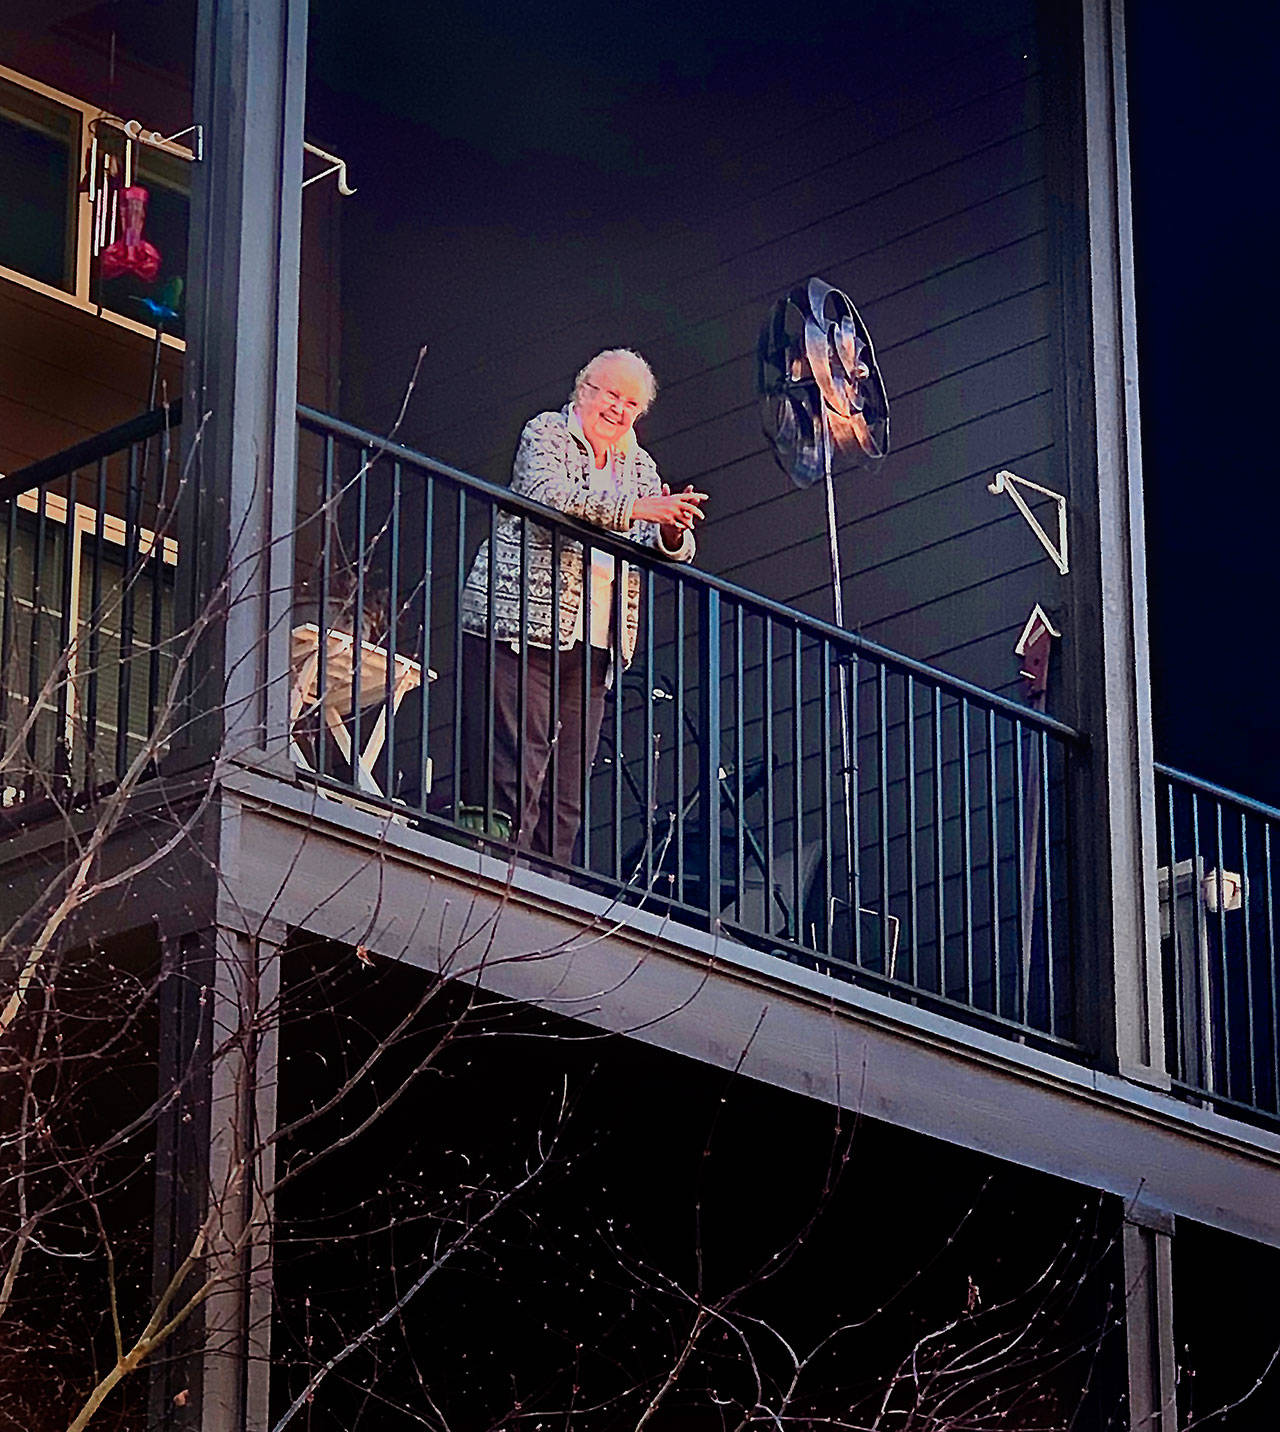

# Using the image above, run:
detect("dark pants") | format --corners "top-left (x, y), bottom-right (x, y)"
top-left (462, 635), bottom-right (609, 864)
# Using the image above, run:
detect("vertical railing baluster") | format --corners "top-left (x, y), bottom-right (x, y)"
top-left (349, 449), bottom-right (368, 785)
top-left (545, 519), bottom-right (562, 857)
top-left (1012, 716), bottom-right (1027, 1025)
top-left (0, 500), bottom-right (16, 739)
top-left (317, 435), bottom-right (334, 779)
top-left (515, 516), bottom-right (530, 840)
top-left (1240, 810), bottom-right (1256, 1109)
top-left (1215, 800), bottom-right (1230, 1096)
top-left (1265, 824), bottom-right (1278, 1114)
top-left (118, 447), bottom-right (140, 780)
top-left (960, 699), bottom-right (974, 1005)
top-left (932, 685), bottom-right (946, 998)
top-left (611, 566), bottom-right (625, 882)
top-left (643, 580), bottom-right (655, 892)
top-left (849, 649), bottom-right (861, 968)
top-left (674, 582), bottom-right (686, 902)
top-left (905, 673), bottom-right (918, 987)
top-left (23, 486), bottom-right (45, 795)
top-left (482, 500), bottom-right (498, 838)
top-left (147, 437), bottom-right (166, 742)
top-left (1055, 729), bottom-right (1074, 1041)
top-left (762, 617), bottom-right (775, 940)
top-left (733, 603), bottom-right (745, 926)
top-left (877, 662), bottom-right (890, 977)
top-left (384, 461), bottom-right (402, 800)
top-left (1164, 777), bottom-right (1183, 1082)
top-left (700, 587), bottom-right (721, 930)
top-left (819, 641), bottom-right (833, 957)
top-left (416, 474), bottom-right (434, 817)
top-left (791, 626), bottom-right (803, 942)
top-left (55, 468), bottom-right (76, 784)
top-left (579, 539), bottom-right (593, 870)
top-left (1040, 728), bottom-right (1055, 1035)
top-left (26, 488), bottom-right (52, 796)
top-left (1190, 791), bottom-right (1211, 1091)
top-left (985, 707), bottom-right (1000, 1014)
top-left (450, 487), bottom-right (467, 812)
top-left (87, 456), bottom-right (106, 785)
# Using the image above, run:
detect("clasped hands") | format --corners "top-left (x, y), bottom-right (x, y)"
top-left (632, 483), bottom-right (709, 547)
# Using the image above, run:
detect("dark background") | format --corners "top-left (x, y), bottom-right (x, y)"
top-left (1127, 2), bottom-right (1280, 804)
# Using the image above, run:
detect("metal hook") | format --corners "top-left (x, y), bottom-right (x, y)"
top-left (302, 142), bottom-right (356, 196)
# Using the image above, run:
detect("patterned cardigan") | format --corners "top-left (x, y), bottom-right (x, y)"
top-left (460, 408), bottom-right (694, 667)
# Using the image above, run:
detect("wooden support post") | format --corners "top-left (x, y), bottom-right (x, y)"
top-left (1123, 1203), bottom-right (1178, 1432)
top-left (1054, 0), bottom-right (1167, 1082)
top-left (150, 928), bottom-right (215, 1429)
top-left (179, 0), bottom-right (308, 771)
top-left (199, 922), bottom-right (283, 1432)
top-left (149, 920), bottom-right (283, 1432)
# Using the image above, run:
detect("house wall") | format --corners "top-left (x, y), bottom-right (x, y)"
top-left (0, 282), bottom-right (183, 476)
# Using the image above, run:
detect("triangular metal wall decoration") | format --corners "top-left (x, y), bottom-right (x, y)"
top-left (988, 469), bottom-right (1069, 575)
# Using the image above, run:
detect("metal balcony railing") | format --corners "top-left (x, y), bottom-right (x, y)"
top-left (294, 407), bottom-right (1084, 1051)
top-left (1156, 763), bottom-right (1280, 1121)
top-left (0, 405), bottom-right (182, 815)
top-left (13, 408), bottom-right (1280, 1120)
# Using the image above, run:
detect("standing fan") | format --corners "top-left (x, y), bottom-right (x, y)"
top-left (758, 277), bottom-right (888, 491)
top-left (757, 278), bottom-right (890, 926)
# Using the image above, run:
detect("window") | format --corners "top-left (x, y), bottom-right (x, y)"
top-left (0, 74), bottom-right (79, 291)
top-left (0, 64), bottom-right (192, 349)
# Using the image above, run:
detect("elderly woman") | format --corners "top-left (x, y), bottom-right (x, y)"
top-left (460, 348), bottom-right (707, 862)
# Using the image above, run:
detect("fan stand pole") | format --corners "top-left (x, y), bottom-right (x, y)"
top-left (822, 411), bottom-right (857, 954)
top-left (147, 322), bottom-right (164, 411)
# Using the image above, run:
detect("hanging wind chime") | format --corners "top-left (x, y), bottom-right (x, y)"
top-left (83, 119), bottom-right (162, 282)
top-left (81, 119), bottom-right (178, 407)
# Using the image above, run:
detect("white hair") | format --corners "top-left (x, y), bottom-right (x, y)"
top-left (571, 348), bottom-right (658, 414)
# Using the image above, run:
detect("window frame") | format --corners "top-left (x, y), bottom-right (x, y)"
top-left (0, 63), bottom-right (192, 353)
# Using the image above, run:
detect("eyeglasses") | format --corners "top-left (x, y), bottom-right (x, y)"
top-left (583, 381), bottom-right (642, 415)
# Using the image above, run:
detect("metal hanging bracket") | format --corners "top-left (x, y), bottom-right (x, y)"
top-left (987, 468), bottom-right (1069, 575)
top-left (95, 114), bottom-right (204, 161)
top-left (303, 142), bottom-right (356, 196)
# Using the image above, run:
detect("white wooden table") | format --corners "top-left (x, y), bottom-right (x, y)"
top-left (289, 624), bottom-right (432, 798)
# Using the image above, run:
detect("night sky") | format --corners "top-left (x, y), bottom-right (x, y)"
top-left (1127, 3), bottom-right (1280, 804)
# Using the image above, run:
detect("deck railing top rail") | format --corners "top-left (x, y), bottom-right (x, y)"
top-left (1, 403), bottom-right (183, 501)
top-left (1155, 761), bottom-right (1280, 823)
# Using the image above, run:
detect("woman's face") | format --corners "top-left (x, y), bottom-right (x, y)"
top-left (575, 360), bottom-right (646, 456)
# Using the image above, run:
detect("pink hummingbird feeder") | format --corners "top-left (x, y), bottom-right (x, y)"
top-left (99, 185), bottom-right (161, 284)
